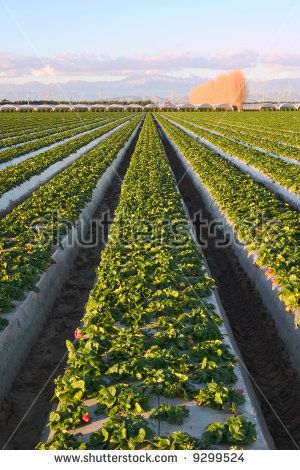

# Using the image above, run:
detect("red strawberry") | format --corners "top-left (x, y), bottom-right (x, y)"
top-left (74, 328), bottom-right (82, 339)
top-left (266, 268), bottom-right (273, 276)
top-left (235, 387), bottom-right (244, 395)
top-left (81, 413), bottom-right (91, 424)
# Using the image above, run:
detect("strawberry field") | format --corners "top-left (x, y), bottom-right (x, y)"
top-left (0, 110), bottom-right (299, 450)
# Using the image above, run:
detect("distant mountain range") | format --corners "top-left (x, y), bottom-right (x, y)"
top-left (0, 76), bottom-right (300, 103)
top-left (247, 79), bottom-right (300, 102)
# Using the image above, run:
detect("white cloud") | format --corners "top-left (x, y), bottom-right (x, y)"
top-left (31, 65), bottom-right (56, 77)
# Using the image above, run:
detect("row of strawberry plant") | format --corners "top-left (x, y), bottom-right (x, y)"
top-left (0, 115), bottom-right (106, 148)
top-left (165, 114), bottom-right (300, 196)
top-left (0, 112), bottom-right (104, 139)
top-left (0, 117), bottom-right (131, 198)
top-left (155, 114), bottom-right (300, 317)
top-left (173, 112), bottom-right (300, 162)
top-left (0, 115), bottom-right (142, 318)
top-left (189, 110), bottom-right (300, 140)
top-left (0, 112), bottom-right (101, 142)
top-left (188, 117), bottom-right (300, 150)
top-left (184, 112), bottom-right (300, 147)
top-left (0, 115), bottom-right (126, 164)
top-left (38, 115), bottom-right (256, 450)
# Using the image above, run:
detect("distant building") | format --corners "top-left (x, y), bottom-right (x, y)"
top-left (196, 103), bottom-right (214, 111)
top-left (279, 103), bottom-right (297, 110)
top-left (0, 105), bottom-right (18, 112)
top-left (36, 105), bottom-right (54, 111)
top-left (260, 103), bottom-right (278, 111)
top-left (72, 104), bottom-right (89, 111)
top-left (214, 103), bottom-right (234, 111)
top-left (90, 104), bottom-right (108, 111)
top-left (160, 101), bottom-right (177, 111)
top-left (177, 103), bottom-right (195, 111)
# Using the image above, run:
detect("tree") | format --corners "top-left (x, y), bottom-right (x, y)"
top-left (189, 70), bottom-right (248, 109)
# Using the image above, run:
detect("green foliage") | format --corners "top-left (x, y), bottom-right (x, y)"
top-left (194, 382), bottom-right (245, 411)
top-left (89, 416), bottom-right (154, 450)
top-left (0, 116), bottom-right (141, 315)
top-left (170, 112), bottom-right (300, 192)
top-left (96, 383), bottom-right (149, 416)
top-left (150, 403), bottom-right (189, 424)
top-left (38, 114), bottom-right (256, 450)
top-left (156, 113), bottom-right (300, 314)
top-left (0, 115), bottom-right (126, 164)
top-left (151, 431), bottom-right (199, 450)
top-left (49, 400), bottom-right (85, 431)
top-left (0, 117), bottom-right (128, 197)
top-left (202, 416), bottom-right (257, 446)
top-left (36, 432), bottom-right (86, 450)
top-left (0, 317), bottom-right (9, 330)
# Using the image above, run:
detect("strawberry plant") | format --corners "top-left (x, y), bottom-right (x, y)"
top-left (38, 114), bottom-right (256, 450)
top-left (88, 416), bottom-right (154, 450)
top-left (0, 115), bottom-right (127, 165)
top-left (168, 113), bottom-right (300, 194)
top-left (194, 382), bottom-right (245, 411)
top-left (48, 400), bottom-right (86, 431)
top-left (144, 367), bottom-right (190, 397)
top-left (150, 431), bottom-right (199, 450)
top-left (36, 431), bottom-right (86, 450)
top-left (0, 117), bottom-right (129, 197)
top-left (156, 113), bottom-right (300, 316)
top-left (172, 111), bottom-right (300, 162)
top-left (96, 383), bottom-right (150, 416)
top-left (201, 416), bottom-right (257, 446)
top-left (0, 116), bottom-right (142, 317)
top-left (149, 403), bottom-right (189, 424)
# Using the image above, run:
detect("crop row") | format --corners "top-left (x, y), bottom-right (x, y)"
top-left (189, 110), bottom-right (300, 136)
top-left (38, 114), bottom-right (256, 450)
top-left (183, 112), bottom-right (300, 147)
top-left (0, 115), bottom-right (105, 148)
top-left (0, 115), bottom-right (124, 165)
top-left (210, 119), bottom-right (300, 147)
top-left (155, 114), bottom-right (300, 318)
top-left (0, 117), bottom-right (130, 198)
top-left (173, 113), bottom-right (300, 162)
top-left (0, 112), bottom-right (103, 139)
top-left (192, 118), bottom-right (300, 149)
top-left (0, 116), bottom-right (142, 320)
top-left (165, 114), bottom-right (300, 194)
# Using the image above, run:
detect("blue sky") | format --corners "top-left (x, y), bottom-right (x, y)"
top-left (0, 0), bottom-right (299, 83)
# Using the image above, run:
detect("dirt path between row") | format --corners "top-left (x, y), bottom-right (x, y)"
top-left (157, 121), bottom-right (300, 450)
top-left (0, 129), bottom-right (141, 450)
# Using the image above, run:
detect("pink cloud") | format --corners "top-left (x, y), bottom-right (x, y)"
top-left (0, 50), bottom-right (299, 79)
top-left (263, 53), bottom-right (300, 67)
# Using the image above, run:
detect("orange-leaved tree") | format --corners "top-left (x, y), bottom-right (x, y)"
top-left (189, 70), bottom-right (248, 109)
